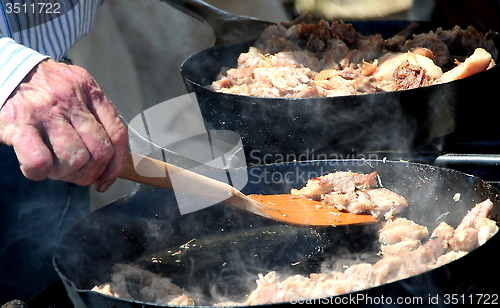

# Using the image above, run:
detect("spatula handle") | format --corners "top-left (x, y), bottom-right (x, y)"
top-left (121, 152), bottom-right (238, 202)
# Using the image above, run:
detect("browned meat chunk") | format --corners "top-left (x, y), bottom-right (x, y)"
top-left (373, 245), bottom-right (435, 286)
top-left (456, 199), bottom-right (494, 231)
top-left (374, 52), bottom-right (442, 82)
top-left (352, 33), bottom-right (385, 63)
top-left (392, 60), bottom-right (430, 90)
top-left (321, 189), bottom-right (376, 215)
top-left (402, 32), bottom-right (450, 67)
top-left (366, 188), bottom-right (408, 220)
top-left (330, 22), bottom-right (360, 45)
top-left (290, 171), bottom-right (378, 201)
top-left (436, 25), bottom-right (498, 66)
top-left (379, 217), bottom-right (429, 245)
top-left (449, 228), bottom-right (479, 252)
top-left (380, 239), bottom-right (421, 256)
top-left (291, 171), bottom-right (408, 219)
top-left (424, 222), bottom-right (455, 257)
top-left (434, 251), bottom-right (468, 267)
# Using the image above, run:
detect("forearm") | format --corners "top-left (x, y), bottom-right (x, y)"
top-left (0, 37), bottom-right (48, 108)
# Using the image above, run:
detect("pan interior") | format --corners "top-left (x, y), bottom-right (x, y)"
top-left (53, 160), bottom-right (500, 306)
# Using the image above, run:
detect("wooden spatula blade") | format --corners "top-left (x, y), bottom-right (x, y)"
top-left (248, 194), bottom-right (379, 226)
top-left (123, 152), bottom-right (378, 227)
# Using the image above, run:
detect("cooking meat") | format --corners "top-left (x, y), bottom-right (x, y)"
top-left (401, 32), bottom-right (450, 67)
top-left (448, 228), bottom-right (479, 252)
top-left (456, 199), bottom-right (494, 231)
top-left (373, 245), bottom-right (435, 286)
top-left (378, 218), bottom-right (429, 256)
top-left (379, 217), bottom-right (429, 245)
top-left (476, 217), bottom-right (499, 245)
top-left (379, 238), bottom-right (421, 256)
top-left (211, 15), bottom-right (497, 98)
top-left (365, 188), bottom-right (408, 220)
top-left (93, 197), bottom-right (498, 306)
top-left (290, 171), bottom-right (377, 200)
top-left (446, 199), bottom-right (496, 251)
top-left (91, 263), bottom-right (194, 306)
top-left (392, 60), bottom-right (431, 90)
top-left (218, 263), bottom-right (375, 306)
top-left (425, 222), bottom-right (455, 257)
top-left (435, 25), bottom-right (498, 65)
top-left (321, 189), bottom-right (376, 215)
top-left (435, 48), bottom-right (494, 84)
top-left (371, 200), bottom-right (497, 285)
top-left (291, 171), bottom-right (407, 219)
top-left (434, 251), bottom-right (468, 267)
top-left (373, 52), bottom-right (442, 82)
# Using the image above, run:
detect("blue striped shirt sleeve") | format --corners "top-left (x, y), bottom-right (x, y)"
top-left (0, 0), bottom-right (104, 108)
top-left (0, 37), bottom-right (48, 108)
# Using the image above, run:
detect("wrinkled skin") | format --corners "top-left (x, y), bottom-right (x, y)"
top-left (0, 59), bottom-right (128, 192)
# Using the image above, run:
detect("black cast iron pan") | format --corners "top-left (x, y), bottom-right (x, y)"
top-left (54, 159), bottom-right (500, 307)
top-left (162, 0), bottom-right (500, 164)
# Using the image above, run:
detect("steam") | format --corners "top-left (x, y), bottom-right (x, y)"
top-left (53, 154), bottom-right (500, 307)
top-left (0, 145), bottom-right (91, 301)
top-left (134, 224), bottom-right (325, 304)
top-left (127, 93), bottom-right (249, 215)
top-left (199, 84), bottom-right (452, 167)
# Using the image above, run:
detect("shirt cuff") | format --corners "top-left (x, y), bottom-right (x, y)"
top-left (0, 37), bottom-right (50, 109)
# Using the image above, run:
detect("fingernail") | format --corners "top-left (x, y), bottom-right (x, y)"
top-left (97, 180), bottom-right (114, 192)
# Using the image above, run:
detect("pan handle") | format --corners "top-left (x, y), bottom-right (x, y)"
top-left (159, 0), bottom-right (273, 46)
top-left (434, 153), bottom-right (500, 168)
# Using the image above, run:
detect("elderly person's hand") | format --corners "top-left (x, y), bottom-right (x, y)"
top-left (0, 59), bottom-right (128, 192)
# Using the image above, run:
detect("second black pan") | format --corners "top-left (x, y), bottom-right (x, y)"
top-left (54, 159), bottom-right (500, 307)
top-left (167, 0), bottom-right (500, 163)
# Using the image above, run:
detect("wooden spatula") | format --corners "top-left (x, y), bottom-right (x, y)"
top-left (120, 152), bottom-right (378, 226)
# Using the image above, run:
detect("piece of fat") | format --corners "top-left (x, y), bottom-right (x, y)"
top-left (373, 52), bottom-right (443, 81)
top-left (475, 217), bottom-right (499, 245)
